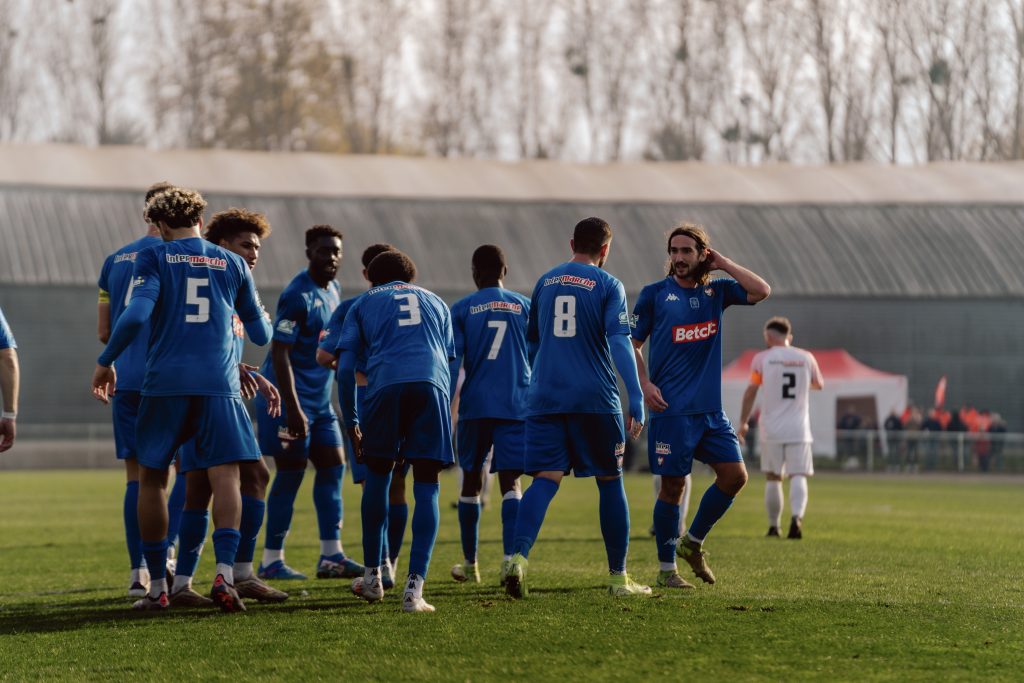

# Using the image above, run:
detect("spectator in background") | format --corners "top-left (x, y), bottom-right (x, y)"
top-left (973, 409), bottom-right (993, 472)
top-left (0, 306), bottom-right (18, 452)
top-left (883, 410), bottom-right (903, 472)
top-left (902, 405), bottom-right (923, 472)
top-left (988, 414), bottom-right (1008, 472)
top-left (921, 409), bottom-right (943, 470)
top-left (837, 408), bottom-right (861, 462)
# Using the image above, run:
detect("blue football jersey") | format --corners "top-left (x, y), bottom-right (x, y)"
top-left (338, 282), bottom-right (454, 399)
top-left (98, 236), bottom-right (161, 391)
top-left (451, 287), bottom-right (531, 421)
top-left (319, 296), bottom-right (365, 372)
top-left (258, 271), bottom-right (340, 418)
top-left (526, 262), bottom-right (631, 416)
top-left (631, 277), bottom-right (750, 416)
top-left (0, 305), bottom-right (15, 350)
top-left (130, 237), bottom-right (267, 397)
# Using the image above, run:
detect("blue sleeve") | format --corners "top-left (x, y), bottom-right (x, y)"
top-left (603, 279), bottom-right (631, 337)
top-left (271, 288), bottom-right (307, 344)
top-left (337, 350), bottom-right (359, 427)
top-left (609, 334), bottom-right (645, 425)
top-left (337, 302), bottom-right (365, 357)
top-left (722, 279), bottom-right (750, 308)
top-left (449, 302), bottom-right (464, 396)
top-left (319, 304), bottom-right (347, 355)
top-left (98, 255), bottom-right (112, 292)
top-left (443, 303), bottom-right (456, 362)
top-left (98, 297), bottom-right (154, 366)
top-left (235, 266), bottom-right (271, 345)
top-left (631, 285), bottom-right (654, 342)
top-left (129, 247), bottom-right (161, 303)
top-left (0, 308), bottom-right (16, 350)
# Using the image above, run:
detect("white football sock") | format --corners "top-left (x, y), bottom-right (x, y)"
top-left (234, 562), bottom-right (254, 581)
top-left (765, 480), bottom-right (783, 527)
top-left (320, 539), bottom-right (343, 557)
top-left (790, 475), bottom-right (808, 520)
top-left (131, 567), bottom-right (149, 585)
top-left (171, 574), bottom-right (192, 593)
top-left (215, 563), bottom-right (234, 585)
top-left (404, 573), bottom-right (425, 599)
top-left (261, 548), bottom-right (284, 566)
top-left (149, 577), bottom-right (168, 598)
top-left (502, 490), bottom-right (521, 502)
top-left (659, 562), bottom-right (677, 572)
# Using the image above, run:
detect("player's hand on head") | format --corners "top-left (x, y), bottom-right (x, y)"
top-left (254, 373), bottom-right (281, 418)
top-left (642, 381), bottom-right (669, 413)
top-left (704, 247), bottom-right (723, 271)
top-left (91, 364), bottom-right (116, 404)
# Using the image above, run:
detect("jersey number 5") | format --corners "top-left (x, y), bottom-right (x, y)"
top-left (395, 293), bottom-right (422, 326)
top-left (186, 277), bottom-right (210, 323)
top-left (782, 372), bottom-right (796, 399)
top-left (553, 295), bottom-right (576, 338)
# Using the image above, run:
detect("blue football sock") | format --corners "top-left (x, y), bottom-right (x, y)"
top-left (142, 538), bottom-right (169, 581)
top-left (457, 497), bottom-right (482, 564)
top-left (264, 469), bottom-right (305, 551)
top-left (688, 484), bottom-right (735, 542)
top-left (124, 481), bottom-right (143, 570)
top-left (237, 496), bottom-right (265, 564)
top-left (388, 503), bottom-right (409, 564)
top-left (653, 498), bottom-right (681, 564)
top-left (597, 477), bottom-right (630, 573)
top-left (361, 469), bottom-right (391, 568)
top-left (501, 494), bottom-right (521, 557)
top-left (166, 472), bottom-right (186, 547)
top-left (212, 527), bottom-right (241, 567)
top-left (313, 464), bottom-right (344, 543)
top-left (175, 509), bottom-right (209, 578)
top-left (512, 477), bottom-right (559, 559)
top-left (409, 482), bottom-right (440, 579)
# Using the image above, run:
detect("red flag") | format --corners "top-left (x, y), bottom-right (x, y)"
top-left (934, 376), bottom-right (947, 408)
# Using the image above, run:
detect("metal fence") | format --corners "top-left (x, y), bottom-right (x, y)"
top-left (830, 429), bottom-right (1024, 474)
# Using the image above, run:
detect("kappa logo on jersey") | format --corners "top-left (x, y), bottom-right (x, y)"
top-left (276, 319), bottom-right (297, 334)
top-left (689, 297), bottom-right (700, 309)
top-left (655, 441), bottom-right (671, 455)
top-left (666, 293), bottom-right (679, 302)
top-left (542, 274), bottom-right (596, 290)
top-left (165, 254), bottom-right (227, 270)
top-left (469, 301), bottom-right (523, 315)
top-left (672, 320), bottom-right (718, 343)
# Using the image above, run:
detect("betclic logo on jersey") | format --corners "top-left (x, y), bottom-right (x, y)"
top-left (672, 320), bottom-right (718, 343)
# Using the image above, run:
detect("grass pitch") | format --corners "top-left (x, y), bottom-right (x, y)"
top-left (1, 469), bottom-right (1022, 681)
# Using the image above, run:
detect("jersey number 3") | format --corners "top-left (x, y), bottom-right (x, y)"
top-left (186, 278), bottom-right (210, 323)
top-left (395, 293), bottom-right (422, 326)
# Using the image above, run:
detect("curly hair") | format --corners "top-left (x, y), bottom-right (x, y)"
top-left (144, 181), bottom-right (175, 204)
top-left (205, 208), bottom-right (272, 245)
top-left (305, 224), bottom-right (343, 247)
top-left (360, 243), bottom-right (396, 268)
top-left (144, 187), bottom-right (207, 229)
top-left (367, 250), bottom-right (417, 286)
top-left (666, 222), bottom-right (712, 285)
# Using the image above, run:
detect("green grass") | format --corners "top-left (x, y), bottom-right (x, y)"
top-left (1, 470), bottom-right (1022, 681)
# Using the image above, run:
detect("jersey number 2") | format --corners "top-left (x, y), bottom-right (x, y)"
top-left (395, 293), bottom-right (422, 326)
top-left (553, 295), bottom-right (576, 338)
top-left (782, 372), bottom-right (796, 399)
top-left (186, 278), bottom-right (210, 323)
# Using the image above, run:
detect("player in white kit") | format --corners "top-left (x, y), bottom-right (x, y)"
top-left (738, 317), bottom-right (823, 539)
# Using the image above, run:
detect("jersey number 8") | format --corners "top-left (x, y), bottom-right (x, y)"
top-left (553, 295), bottom-right (576, 338)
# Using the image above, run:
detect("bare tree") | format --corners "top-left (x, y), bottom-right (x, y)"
top-left (0, 0), bottom-right (28, 141)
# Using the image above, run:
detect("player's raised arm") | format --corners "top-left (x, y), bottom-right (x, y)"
top-left (704, 248), bottom-right (770, 303)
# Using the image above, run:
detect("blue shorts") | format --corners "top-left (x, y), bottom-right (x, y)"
top-left (648, 411), bottom-right (743, 477)
top-left (136, 395), bottom-right (261, 471)
top-left (457, 418), bottom-right (525, 473)
top-left (112, 390), bottom-right (142, 460)
top-left (257, 410), bottom-right (343, 459)
top-left (524, 413), bottom-right (625, 478)
top-left (360, 382), bottom-right (454, 465)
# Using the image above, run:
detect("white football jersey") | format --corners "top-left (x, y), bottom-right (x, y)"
top-left (750, 345), bottom-right (821, 443)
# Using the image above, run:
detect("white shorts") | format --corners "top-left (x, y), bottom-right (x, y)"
top-left (760, 442), bottom-right (814, 476)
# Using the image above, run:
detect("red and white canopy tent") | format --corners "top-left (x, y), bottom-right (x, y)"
top-left (722, 349), bottom-right (908, 456)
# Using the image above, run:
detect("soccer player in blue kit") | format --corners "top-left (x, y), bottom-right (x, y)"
top-left (257, 225), bottom-right (363, 581)
top-left (448, 245), bottom-right (530, 585)
top-left (631, 223), bottom-right (770, 587)
top-left (170, 208), bottom-right (289, 607)
top-left (317, 242), bottom-right (408, 590)
top-left (336, 250), bottom-right (455, 613)
top-left (96, 181), bottom-right (177, 598)
top-left (0, 305), bottom-right (18, 453)
top-left (92, 187), bottom-right (272, 612)
top-left (505, 217), bottom-right (650, 599)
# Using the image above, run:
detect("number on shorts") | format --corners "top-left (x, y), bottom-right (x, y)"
top-left (185, 278), bottom-right (210, 323)
top-left (553, 295), bottom-right (576, 338)
top-left (486, 320), bottom-right (507, 360)
top-left (395, 293), bottom-right (422, 326)
top-left (782, 372), bottom-right (796, 399)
